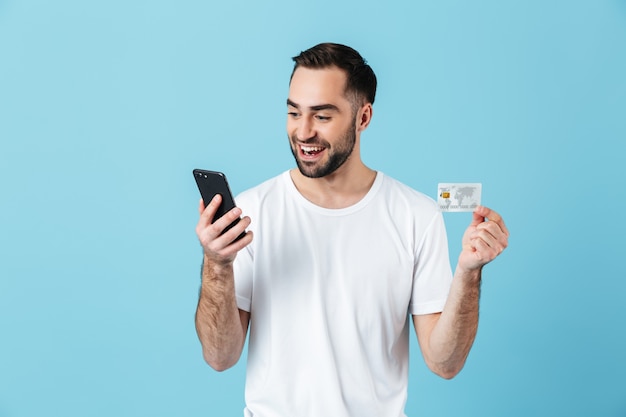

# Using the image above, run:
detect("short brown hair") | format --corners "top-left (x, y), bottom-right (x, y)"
top-left (291, 43), bottom-right (377, 106)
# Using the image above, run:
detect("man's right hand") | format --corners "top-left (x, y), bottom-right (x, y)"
top-left (195, 194), bottom-right (253, 267)
top-left (195, 194), bottom-right (252, 371)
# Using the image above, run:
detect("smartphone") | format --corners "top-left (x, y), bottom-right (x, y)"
top-left (193, 169), bottom-right (246, 242)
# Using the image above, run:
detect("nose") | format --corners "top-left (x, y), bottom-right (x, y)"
top-left (295, 116), bottom-right (315, 141)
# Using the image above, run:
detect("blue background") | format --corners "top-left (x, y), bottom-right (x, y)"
top-left (1, 0), bottom-right (625, 416)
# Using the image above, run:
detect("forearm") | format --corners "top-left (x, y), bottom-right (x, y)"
top-left (195, 255), bottom-right (246, 371)
top-left (425, 266), bottom-right (481, 378)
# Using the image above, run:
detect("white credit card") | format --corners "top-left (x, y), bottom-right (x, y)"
top-left (437, 183), bottom-right (482, 212)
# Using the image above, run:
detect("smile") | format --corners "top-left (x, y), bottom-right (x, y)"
top-left (301, 145), bottom-right (325, 156)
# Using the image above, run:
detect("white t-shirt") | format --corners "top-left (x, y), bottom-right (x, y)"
top-left (233, 171), bottom-right (453, 417)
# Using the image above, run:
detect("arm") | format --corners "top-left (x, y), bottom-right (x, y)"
top-left (194, 195), bottom-right (253, 371)
top-left (413, 206), bottom-right (509, 379)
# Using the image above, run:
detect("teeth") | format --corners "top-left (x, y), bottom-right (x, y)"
top-left (301, 146), bottom-right (324, 152)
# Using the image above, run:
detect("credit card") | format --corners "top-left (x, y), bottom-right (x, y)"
top-left (438, 183), bottom-right (482, 212)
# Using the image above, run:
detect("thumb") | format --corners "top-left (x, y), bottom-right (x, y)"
top-left (469, 205), bottom-right (486, 227)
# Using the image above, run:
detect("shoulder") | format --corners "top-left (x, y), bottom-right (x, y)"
top-left (378, 173), bottom-right (439, 216)
top-left (235, 171), bottom-right (289, 209)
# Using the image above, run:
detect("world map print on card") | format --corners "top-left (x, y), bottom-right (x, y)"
top-left (437, 183), bottom-right (482, 212)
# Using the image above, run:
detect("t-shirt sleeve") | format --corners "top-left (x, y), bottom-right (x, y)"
top-left (232, 191), bottom-right (254, 312)
top-left (409, 211), bottom-right (453, 315)
top-left (233, 244), bottom-right (253, 312)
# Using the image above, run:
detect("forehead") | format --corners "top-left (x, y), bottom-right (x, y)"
top-left (288, 66), bottom-right (350, 107)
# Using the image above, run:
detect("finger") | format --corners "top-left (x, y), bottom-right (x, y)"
top-left (462, 241), bottom-right (476, 252)
top-left (198, 198), bottom-right (205, 215)
top-left (216, 215), bottom-right (252, 247)
top-left (211, 230), bottom-right (254, 260)
top-left (206, 216), bottom-right (253, 258)
top-left (471, 227), bottom-right (508, 258)
top-left (222, 230), bottom-right (254, 254)
top-left (211, 206), bottom-right (242, 232)
top-left (203, 205), bottom-right (246, 246)
top-left (471, 228), bottom-right (500, 250)
top-left (470, 237), bottom-right (499, 261)
top-left (469, 209), bottom-right (486, 228)
top-left (199, 194), bottom-right (223, 225)
top-left (474, 206), bottom-right (509, 237)
top-left (476, 221), bottom-right (509, 247)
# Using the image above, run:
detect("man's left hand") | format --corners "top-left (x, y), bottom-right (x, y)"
top-left (458, 206), bottom-right (509, 272)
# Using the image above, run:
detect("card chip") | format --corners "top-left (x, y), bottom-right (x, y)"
top-left (441, 192), bottom-right (450, 198)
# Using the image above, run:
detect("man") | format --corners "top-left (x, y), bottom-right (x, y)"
top-left (195, 43), bottom-right (509, 417)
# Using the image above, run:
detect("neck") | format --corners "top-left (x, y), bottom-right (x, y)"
top-left (290, 161), bottom-right (377, 209)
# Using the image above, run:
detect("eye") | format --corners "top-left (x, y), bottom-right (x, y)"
top-left (316, 115), bottom-right (331, 121)
top-left (287, 112), bottom-right (299, 118)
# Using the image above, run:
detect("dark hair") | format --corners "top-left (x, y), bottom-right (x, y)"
top-left (291, 43), bottom-right (377, 106)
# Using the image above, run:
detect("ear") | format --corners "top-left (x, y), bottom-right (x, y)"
top-left (356, 103), bottom-right (373, 133)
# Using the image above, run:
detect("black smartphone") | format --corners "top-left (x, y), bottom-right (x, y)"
top-left (193, 169), bottom-right (246, 241)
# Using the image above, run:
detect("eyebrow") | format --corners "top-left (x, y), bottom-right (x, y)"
top-left (287, 99), bottom-right (340, 112)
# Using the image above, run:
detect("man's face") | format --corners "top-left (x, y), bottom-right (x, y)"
top-left (287, 66), bottom-right (358, 178)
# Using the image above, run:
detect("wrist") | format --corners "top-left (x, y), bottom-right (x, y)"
top-left (455, 265), bottom-right (482, 285)
top-left (202, 253), bottom-right (234, 279)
